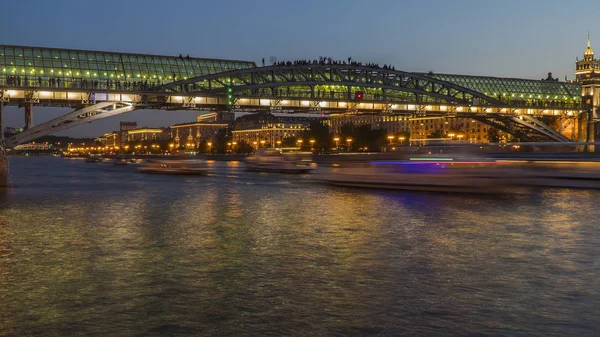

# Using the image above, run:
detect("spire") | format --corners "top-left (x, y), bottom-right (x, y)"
top-left (588, 32), bottom-right (591, 48)
top-left (585, 33), bottom-right (594, 58)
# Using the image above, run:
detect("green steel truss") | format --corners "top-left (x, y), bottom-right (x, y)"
top-left (426, 73), bottom-right (582, 105)
top-left (0, 45), bottom-right (255, 88)
top-left (162, 65), bottom-right (584, 110)
top-left (161, 64), bottom-right (506, 106)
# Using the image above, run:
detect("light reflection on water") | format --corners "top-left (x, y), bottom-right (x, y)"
top-left (0, 157), bottom-right (599, 336)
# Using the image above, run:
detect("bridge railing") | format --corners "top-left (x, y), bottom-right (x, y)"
top-left (0, 77), bottom-right (166, 92)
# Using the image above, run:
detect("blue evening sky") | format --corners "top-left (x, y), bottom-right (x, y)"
top-left (0, 0), bottom-right (595, 137)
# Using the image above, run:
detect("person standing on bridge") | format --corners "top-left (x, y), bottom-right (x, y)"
top-left (262, 58), bottom-right (265, 67)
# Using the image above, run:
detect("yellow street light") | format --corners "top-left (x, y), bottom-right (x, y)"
top-left (388, 135), bottom-right (394, 144)
top-left (232, 141), bottom-right (237, 145)
top-left (207, 142), bottom-right (212, 147)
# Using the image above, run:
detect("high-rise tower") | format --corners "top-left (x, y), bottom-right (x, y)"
top-left (576, 34), bottom-right (600, 82)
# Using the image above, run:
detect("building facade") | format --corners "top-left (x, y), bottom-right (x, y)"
top-left (170, 122), bottom-right (229, 148)
top-left (126, 128), bottom-right (170, 142)
top-left (231, 113), bottom-right (316, 147)
top-left (329, 113), bottom-right (410, 135)
top-left (410, 117), bottom-right (490, 143)
top-left (95, 132), bottom-right (119, 147)
top-left (119, 121), bottom-right (137, 146)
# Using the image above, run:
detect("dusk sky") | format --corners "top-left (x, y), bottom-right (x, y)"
top-left (1, 0), bottom-right (597, 137)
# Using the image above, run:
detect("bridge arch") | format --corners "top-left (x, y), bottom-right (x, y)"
top-left (160, 64), bottom-right (504, 107)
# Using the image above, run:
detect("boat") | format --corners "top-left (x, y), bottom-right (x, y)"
top-left (114, 158), bottom-right (129, 166)
top-left (138, 159), bottom-right (211, 175)
top-left (245, 148), bottom-right (316, 173)
top-left (85, 155), bottom-right (102, 163)
top-left (315, 155), bottom-right (520, 193)
top-left (506, 160), bottom-right (600, 189)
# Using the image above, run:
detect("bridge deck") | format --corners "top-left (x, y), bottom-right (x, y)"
top-left (0, 85), bottom-right (586, 116)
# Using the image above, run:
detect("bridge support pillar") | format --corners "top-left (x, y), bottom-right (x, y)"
top-left (0, 103), bottom-right (5, 187)
top-left (24, 103), bottom-right (34, 130)
top-left (0, 146), bottom-right (6, 187)
top-left (588, 111), bottom-right (596, 152)
top-left (0, 102), bottom-right (4, 143)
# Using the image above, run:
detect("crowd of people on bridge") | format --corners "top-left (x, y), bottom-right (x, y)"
top-left (3, 75), bottom-right (191, 92)
top-left (263, 56), bottom-right (396, 70)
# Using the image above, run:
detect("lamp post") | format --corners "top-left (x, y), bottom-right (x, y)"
top-left (448, 133), bottom-right (455, 141)
top-left (260, 140), bottom-right (266, 147)
top-left (346, 138), bottom-right (352, 151)
top-left (309, 139), bottom-right (315, 151)
top-left (276, 140), bottom-right (282, 148)
top-left (388, 135), bottom-right (394, 145)
top-left (334, 137), bottom-right (340, 149)
top-left (296, 139), bottom-right (303, 149)
top-left (399, 136), bottom-right (405, 145)
top-left (207, 142), bottom-right (212, 154)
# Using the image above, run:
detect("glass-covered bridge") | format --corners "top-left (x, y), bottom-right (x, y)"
top-left (0, 45), bottom-right (590, 146)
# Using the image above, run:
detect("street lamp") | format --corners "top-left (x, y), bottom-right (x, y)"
top-left (276, 140), bottom-right (282, 148)
top-left (296, 139), bottom-right (303, 148)
top-left (388, 135), bottom-right (394, 145)
top-left (399, 136), bottom-right (406, 144)
top-left (346, 138), bottom-right (352, 150)
top-left (333, 137), bottom-right (340, 149)
top-left (260, 140), bottom-right (266, 147)
top-left (457, 134), bottom-right (464, 141)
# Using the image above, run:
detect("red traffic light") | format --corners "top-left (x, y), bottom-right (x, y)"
top-left (355, 91), bottom-right (364, 100)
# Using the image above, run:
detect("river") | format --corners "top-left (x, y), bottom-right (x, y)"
top-left (0, 157), bottom-right (599, 336)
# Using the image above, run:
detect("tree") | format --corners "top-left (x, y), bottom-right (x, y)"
top-left (300, 120), bottom-right (331, 152)
top-left (338, 123), bottom-right (387, 151)
top-left (427, 130), bottom-right (444, 139)
top-left (214, 128), bottom-right (232, 154)
top-left (487, 128), bottom-right (500, 143)
top-left (282, 136), bottom-right (297, 147)
top-left (234, 140), bottom-right (254, 154)
top-left (394, 131), bottom-right (410, 145)
top-left (197, 140), bottom-right (209, 154)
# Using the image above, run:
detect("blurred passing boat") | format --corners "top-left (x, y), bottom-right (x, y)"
top-left (315, 156), bottom-right (519, 193)
top-left (85, 155), bottom-right (102, 163)
top-left (138, 159), bottom-right (211, 175)
top-left (508, 160), bottom-right (600, 189)
top-left (245, 148), bottom-right (315, 173)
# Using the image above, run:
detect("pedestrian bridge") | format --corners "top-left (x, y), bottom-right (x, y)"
top-left (0, 45), bottom-right (590, 147)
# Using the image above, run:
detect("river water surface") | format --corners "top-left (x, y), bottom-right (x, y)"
top-left (0, 157), bottom-right (599, 336)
